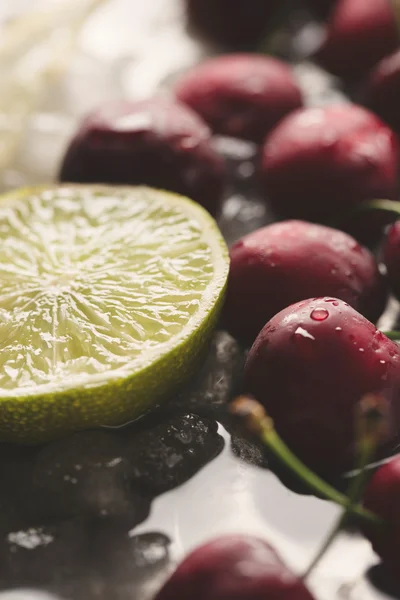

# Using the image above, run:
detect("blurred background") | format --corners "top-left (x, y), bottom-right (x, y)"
top-left (0, 0), bottom-right (342, 196)
top-left (0, 0), bottom-right (208, 192)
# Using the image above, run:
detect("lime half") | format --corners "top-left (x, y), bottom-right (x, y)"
top-left (0, 185), bottom-right (229, 442)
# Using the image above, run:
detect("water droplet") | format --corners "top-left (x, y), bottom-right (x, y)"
top-left (335, 327), bottom-right (342, 332)
top-left (380, 360), bottom-right (387, 365)
top-left (310, 308), bottom-right (329, 321)
top-left (359, 348), bottom-right (365, 353)
top-left (325, 298), bottom-right (339, 306)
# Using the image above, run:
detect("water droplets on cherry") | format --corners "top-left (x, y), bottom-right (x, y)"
top-left (310, 308), bottom-right (329, 321)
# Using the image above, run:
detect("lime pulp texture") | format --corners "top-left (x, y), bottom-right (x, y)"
top-left (0, 185), bottom-right (229, 442)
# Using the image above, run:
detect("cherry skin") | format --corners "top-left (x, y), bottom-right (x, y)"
top-left (154, 535), bottom-right (315, 600)
top-left (224, 220), bottom-right (387, 343)
top-left (175, 54), bottom-right (303, 144)
top-left (260, 105), bottom-right (398, 233)
top-left (244, 298), bottom-right (400, 475)
top-left (363, 455), bottom-right (400, 580)
top-left (316, 0), bottom-right (398, 79)
top-left (59, 98), bottom-right (225, 216)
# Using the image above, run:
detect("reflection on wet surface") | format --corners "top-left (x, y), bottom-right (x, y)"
top-left (0, 408), bottom-right (224, 599)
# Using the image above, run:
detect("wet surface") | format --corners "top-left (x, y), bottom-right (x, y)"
top-left (0, 520), bottom-right (172, 600)
top-left (0, 410), bottom-right (224, 599)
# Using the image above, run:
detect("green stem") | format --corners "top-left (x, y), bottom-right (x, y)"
top-left (351, 199), bottom-right (400, 218)
top-left (260, 427), bottom-right (381, 526)
top-left (301, 435), bottom-right (375, 579)
top-left (382, 330), bottom-right (400, 341)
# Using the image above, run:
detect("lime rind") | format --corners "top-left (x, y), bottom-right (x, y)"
top-left (0, 185), bottom-right (229, 442)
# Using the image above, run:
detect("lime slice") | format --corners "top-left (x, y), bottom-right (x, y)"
top-left (0, 185), bottom-right (229, 443)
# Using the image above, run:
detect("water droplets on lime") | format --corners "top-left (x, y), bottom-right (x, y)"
top-left (0, 185), bottom-right (229, 442)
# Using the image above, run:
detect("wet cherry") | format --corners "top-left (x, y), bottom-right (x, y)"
top-left (59, 97), bottom-right (225, 216)
top-left (224, 221), bottom-right (387, 343)
top-left (245, 298), bottom-right (400, 475)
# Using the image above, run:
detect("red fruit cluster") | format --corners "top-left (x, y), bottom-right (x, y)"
top-left (57, 2), bottom-right (400, 590)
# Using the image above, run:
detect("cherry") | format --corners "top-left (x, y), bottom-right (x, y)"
top-left (175, 54), bottom-right (303, 144)
top-left (244, 298), bottom-right (400, 475)
top-left (59, 98), bottom-right (225, 216)
top-left (260, 105), bottom-right (399, 228)
top-left (224, 220), bottom-right (387, 343)
top-left (316, 0), bottom-right (398, 79)
top-left (154, 535), bottom-right (315, 600)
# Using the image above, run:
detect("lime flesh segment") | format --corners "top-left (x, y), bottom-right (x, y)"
top-left (0, 185), bottom-right (229, 442)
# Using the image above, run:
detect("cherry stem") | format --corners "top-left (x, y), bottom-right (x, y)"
top-left (302, 394), bottom-right (388, 579)
top-left (348, 199), bottom-right (400, 219)
top-left (301, 431), bottom-right (375, 579)
top-left (358, 199), bottom-right (400, 215)
top-left (332, 198), bottom-right (400, 230)
top-left (382, 330), bottom-right (400, 341)
top-left (230, 396), bottom-right (383, 527)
